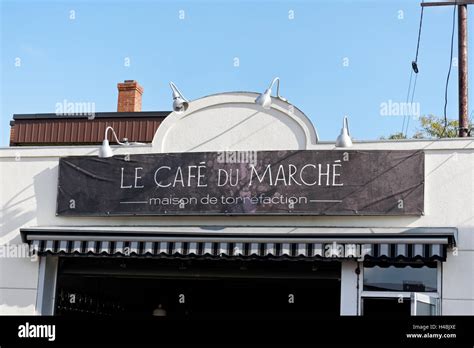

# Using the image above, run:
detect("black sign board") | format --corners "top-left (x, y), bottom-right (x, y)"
top-left (56, 150), bottom-right (424, 216)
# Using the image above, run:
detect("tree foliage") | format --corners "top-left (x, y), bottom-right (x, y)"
top-left (380, 132), bottom-right (406, 140)
top-left (418, 115), bottom-right (460, 138)
top-left (382, 115), bottom-right (472, 139)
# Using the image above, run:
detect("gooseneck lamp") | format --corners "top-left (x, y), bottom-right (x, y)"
top-left (255, 77), bottom-right (287, 109)
top-left (169, 82), bottom-right (189, 113)
top-left (335, 116), bottom-right (353, 148)
top-left (99, 126), bottom-right (145, 158)
top-left (99, 126), bottom-right (125, 158)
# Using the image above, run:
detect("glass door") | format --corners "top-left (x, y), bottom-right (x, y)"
top-left (360, 262), bottom-right (442, 316)
top-left (411, 293), bottom-right (440, 316)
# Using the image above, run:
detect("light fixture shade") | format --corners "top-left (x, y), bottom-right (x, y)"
top-left (255, 89), bottom-right (272, 109)
top-left (173, 96), bottom-right (189, 113)
top-left (335, 116), bottom-right (353, 148)
top-left (99, 139), bottom-right (114, 158)
top-left (152, 304), bottom-right (167, 316)
top-left (170, 82), bottom-right (189, 113)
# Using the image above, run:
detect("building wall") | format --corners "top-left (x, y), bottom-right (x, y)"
top-left (0, 93), bottom-right (473, 315)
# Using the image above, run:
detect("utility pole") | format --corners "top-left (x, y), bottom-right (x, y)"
top-left (422, 0), bottom-right (473, 137)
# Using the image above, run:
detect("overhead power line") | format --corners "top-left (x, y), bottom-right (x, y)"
top-left (441, 4), bottom-right (457, 137)
top-left (403, 1), bottom-right (424, 137)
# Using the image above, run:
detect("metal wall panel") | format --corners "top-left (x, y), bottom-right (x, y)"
top-left (11, 117), bottom-right (165, 145)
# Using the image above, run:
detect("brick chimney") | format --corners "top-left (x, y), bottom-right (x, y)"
top-left (117, 80), bottom-right (143, 112)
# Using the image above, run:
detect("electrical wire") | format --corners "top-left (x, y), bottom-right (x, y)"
top-left (442, 3), bottom-right (457, 137)
top-left (402, 69), bottom-right (413, 134)
top-left (468, 110), bottom-right (474, 136)
top-left (403, 0), bottom-right (424, 137)
top-left (404, 73), bottom-right (418, 136)
top-left (414, 3), bottom-right (425, 66)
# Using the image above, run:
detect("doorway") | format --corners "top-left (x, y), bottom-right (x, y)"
top-left (362, 297), bottom-right (411, 317)
top-left (54, 257), bottom-right (341, 318)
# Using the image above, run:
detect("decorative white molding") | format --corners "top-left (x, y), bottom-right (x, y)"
top-left (152, 92), bottom-right (319, 152)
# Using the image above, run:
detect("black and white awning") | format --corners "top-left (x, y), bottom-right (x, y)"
top-left (21, 227), bottom-right (456, 262)
top-left (28, 239), bottom-right (449, 261)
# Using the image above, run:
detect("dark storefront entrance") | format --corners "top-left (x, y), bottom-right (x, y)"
top-left (55, 258), bottom-right (341, 319)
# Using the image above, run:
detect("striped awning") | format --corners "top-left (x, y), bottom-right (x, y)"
top-left (22, 233), bottom-right (452, 262)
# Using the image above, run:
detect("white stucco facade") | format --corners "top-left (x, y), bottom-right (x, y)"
top-left (0, 92), bottom-right (473, 315)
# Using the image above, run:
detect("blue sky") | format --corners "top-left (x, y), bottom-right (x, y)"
top-left (1, 0), bottom-right (472, 146)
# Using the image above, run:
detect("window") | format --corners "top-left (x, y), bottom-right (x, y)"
top-left (360, 262), bottom-right (441, 316)
top-left (363, 265), bottom-right (437, 292)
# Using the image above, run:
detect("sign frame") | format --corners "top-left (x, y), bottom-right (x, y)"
top-left (56, 150), bottom-right (425, 217)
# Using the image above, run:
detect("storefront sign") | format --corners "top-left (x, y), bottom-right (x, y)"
top-left (56, 150), bottom-right (424, 216)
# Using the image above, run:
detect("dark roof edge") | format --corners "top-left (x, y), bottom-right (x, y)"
top-left (12, 111), bottom-right (171, 120)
